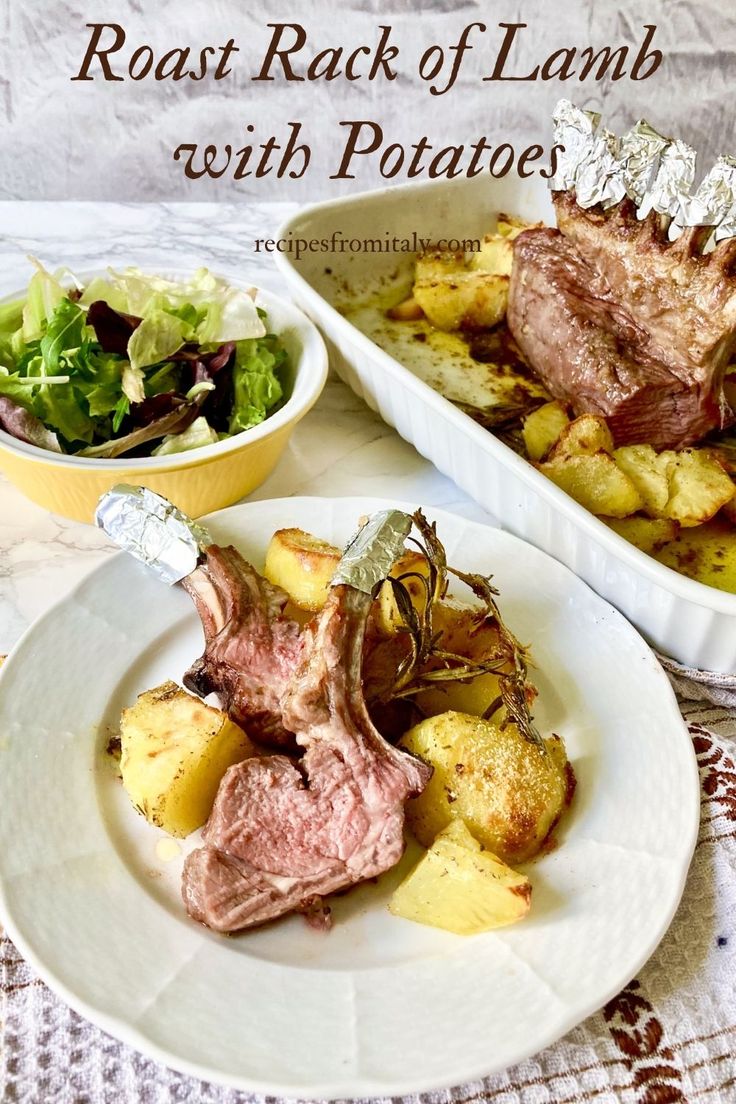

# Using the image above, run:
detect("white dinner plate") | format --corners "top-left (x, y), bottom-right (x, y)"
top-left (0, 496), bottom-right (699, 1097)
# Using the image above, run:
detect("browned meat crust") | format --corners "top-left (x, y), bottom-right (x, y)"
top-left (507, 192), bottom-right (736, 448)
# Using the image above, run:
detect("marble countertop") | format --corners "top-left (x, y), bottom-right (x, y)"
top-left (0, 201), bottom-right (491, 654)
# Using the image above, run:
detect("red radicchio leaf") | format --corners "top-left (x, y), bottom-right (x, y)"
top-left (87, 300), bottom-right (142, 355)
top-left (128, 391), bottom-right (186, 427)
top-left (0, 396), bottom-right (63, 453)
top-left (194, 342), bottom-right (236, 431)
top-left (203, 341), bottom-right (236, 375)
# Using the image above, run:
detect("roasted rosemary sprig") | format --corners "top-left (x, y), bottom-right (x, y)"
top-left (381, 510), bottom-right (544, 747)
top-left (454, 398), bottom-right (543, 431)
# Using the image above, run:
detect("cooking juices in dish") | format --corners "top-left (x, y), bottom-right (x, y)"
top-left (0, 262), bottom-right (288, 458)
top-left (99, 487), bottom-right (574, 937)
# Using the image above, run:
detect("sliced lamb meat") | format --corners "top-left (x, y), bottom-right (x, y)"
top-left (182, 584), bottom-right (431, 932)
top-left (507, 191), bottom-right (736, 449)
top-left (181, 545), bottom-right (303, 747)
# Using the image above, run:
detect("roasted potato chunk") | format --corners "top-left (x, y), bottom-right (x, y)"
top-left (411, 222), bottom-right (532, 333)
top-left (414, 249), bottom-right (465, 284)
top-left (605, 516), bottom-right (680, 554)
top-left (549, 414), bottom-right (615, 460)
top-left (374, 550), bottom-right (431, 636)
top-left (389, 819), bottom-right (531, 934)
top-left (613, 445), bottom-right (671, 515)
top-left (468, 217), bottom-right (534, 276)
top-left (400, 712), bottom-right (573, 865)
top-left (662, 449), bottom-right (735, 527)
top-left (539, 452), bottom-right (643, 518)
top-left (653, 518), bottom-right (736, 593)
top-left (386, 296), bottom-right (425, 322)
top-left (522, 401), bottom-right (570, 462)
top-left (264, 528), bottom-right (341, 611)
top-left (413, 271), bottom-right (509, 332)
top-left (120, 682), bottom-right (254, 838)
top-left (414, 603), bottom-right (512, 720)
top-left (468, 235), bottom-right (515, 277)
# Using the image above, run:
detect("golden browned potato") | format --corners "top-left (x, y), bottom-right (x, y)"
top-left (539, 452), bottom-right (643, 518)
top-left (613, 445), bottom-right (671, 515)
top-left (389, 819), bottom-right (531, 934)
top-left (414, 249), bottom-right (465, 284)
top-left (373, 550), bottom-right (431, 636)
top-left (467, 235), bottom-right (515, 276)
top-left (614, 446), bottom-right (734, 526)
top-left (414, 603), bottom-right (511, 720)
top-left (120, 682), bottom-right (254, 838)
top-left (468, 215), bottom-right (535, 276)
top-left (605, 516), bottom-right (680, 554)
top-left (416, 672), bottom-right (504, 721)
top-left (662, 449), bottom-right (735, 527)
top-left (264, 528), bottom-right (341, 611)
top-left (386, 296), bottom-right (425, 321)
top-left (522, 401), bottom-right (570, 462)
top-left (653, 518), bottom-right (736, 593)
top-left (549, 414), bottom-right (615, 460)
top-left (400, 712), bottom-right (573, 865)
top-left (413, 271), bottom-right (510, 332)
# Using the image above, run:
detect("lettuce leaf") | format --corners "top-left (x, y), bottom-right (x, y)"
top-left (152, 415), bottom-right (219, 456)
top-left (84, 266), bottom-right (266, 347)
top-left (127, 308), bottom-right (190, 373)
top-left (21, 261), bottom-right (70, 343)
top-left (229, 334), bottom-right (285, 434)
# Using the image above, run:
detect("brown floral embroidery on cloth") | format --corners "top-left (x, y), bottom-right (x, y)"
top-left (604, 981), bottom-right (686, 1104)
top-left (691, 724), bottom-right (736, 826)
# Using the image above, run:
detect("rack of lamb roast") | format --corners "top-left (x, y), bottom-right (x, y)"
top-left (507, 102), bottom-right (736, 450)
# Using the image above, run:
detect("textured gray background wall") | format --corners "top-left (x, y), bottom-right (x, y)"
top-left (2, 0), bottom-right (735, 201)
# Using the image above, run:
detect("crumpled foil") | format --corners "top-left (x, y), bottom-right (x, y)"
top-left (549, 99), bottom-right (726, 233)
top-left (95, 484), bottom-right (211, 585)
top-left (637, 137), bottom-right (697, 221)
top-left (617, 119), bottom-right (671, 205)
top-left (332, 509), bottom-right (412, 594)
top-left (573, 125), bottom-right (626, 209)
top-left (681, 155), bottom-right (736, 240)
top-left (550, 100), bottom-right (601, 192)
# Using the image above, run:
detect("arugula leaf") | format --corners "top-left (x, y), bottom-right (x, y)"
top-left (39, 298), bottom-right (85, 375)
top-left (112, 395), bottom-right (129, 432)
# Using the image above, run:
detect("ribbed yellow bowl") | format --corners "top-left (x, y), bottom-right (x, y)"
top-left (0, 278), bottom-right (328, 523)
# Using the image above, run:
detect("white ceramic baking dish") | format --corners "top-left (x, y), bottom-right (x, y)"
top-left (274, 174), bottom-right (736, 672)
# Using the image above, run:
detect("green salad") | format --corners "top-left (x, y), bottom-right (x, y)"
top-left (0, 262), bottom-right (288, 458)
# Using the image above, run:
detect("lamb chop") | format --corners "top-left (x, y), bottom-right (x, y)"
top-left (182, 578), bottom-right (431, 932)
top-left (182, 545), bottom-right (303, 747)
top-left (508, 130), bottom-right (736, 449)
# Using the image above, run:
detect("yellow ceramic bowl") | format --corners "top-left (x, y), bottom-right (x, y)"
top-left (0, 277), bottom-right (328, 523)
